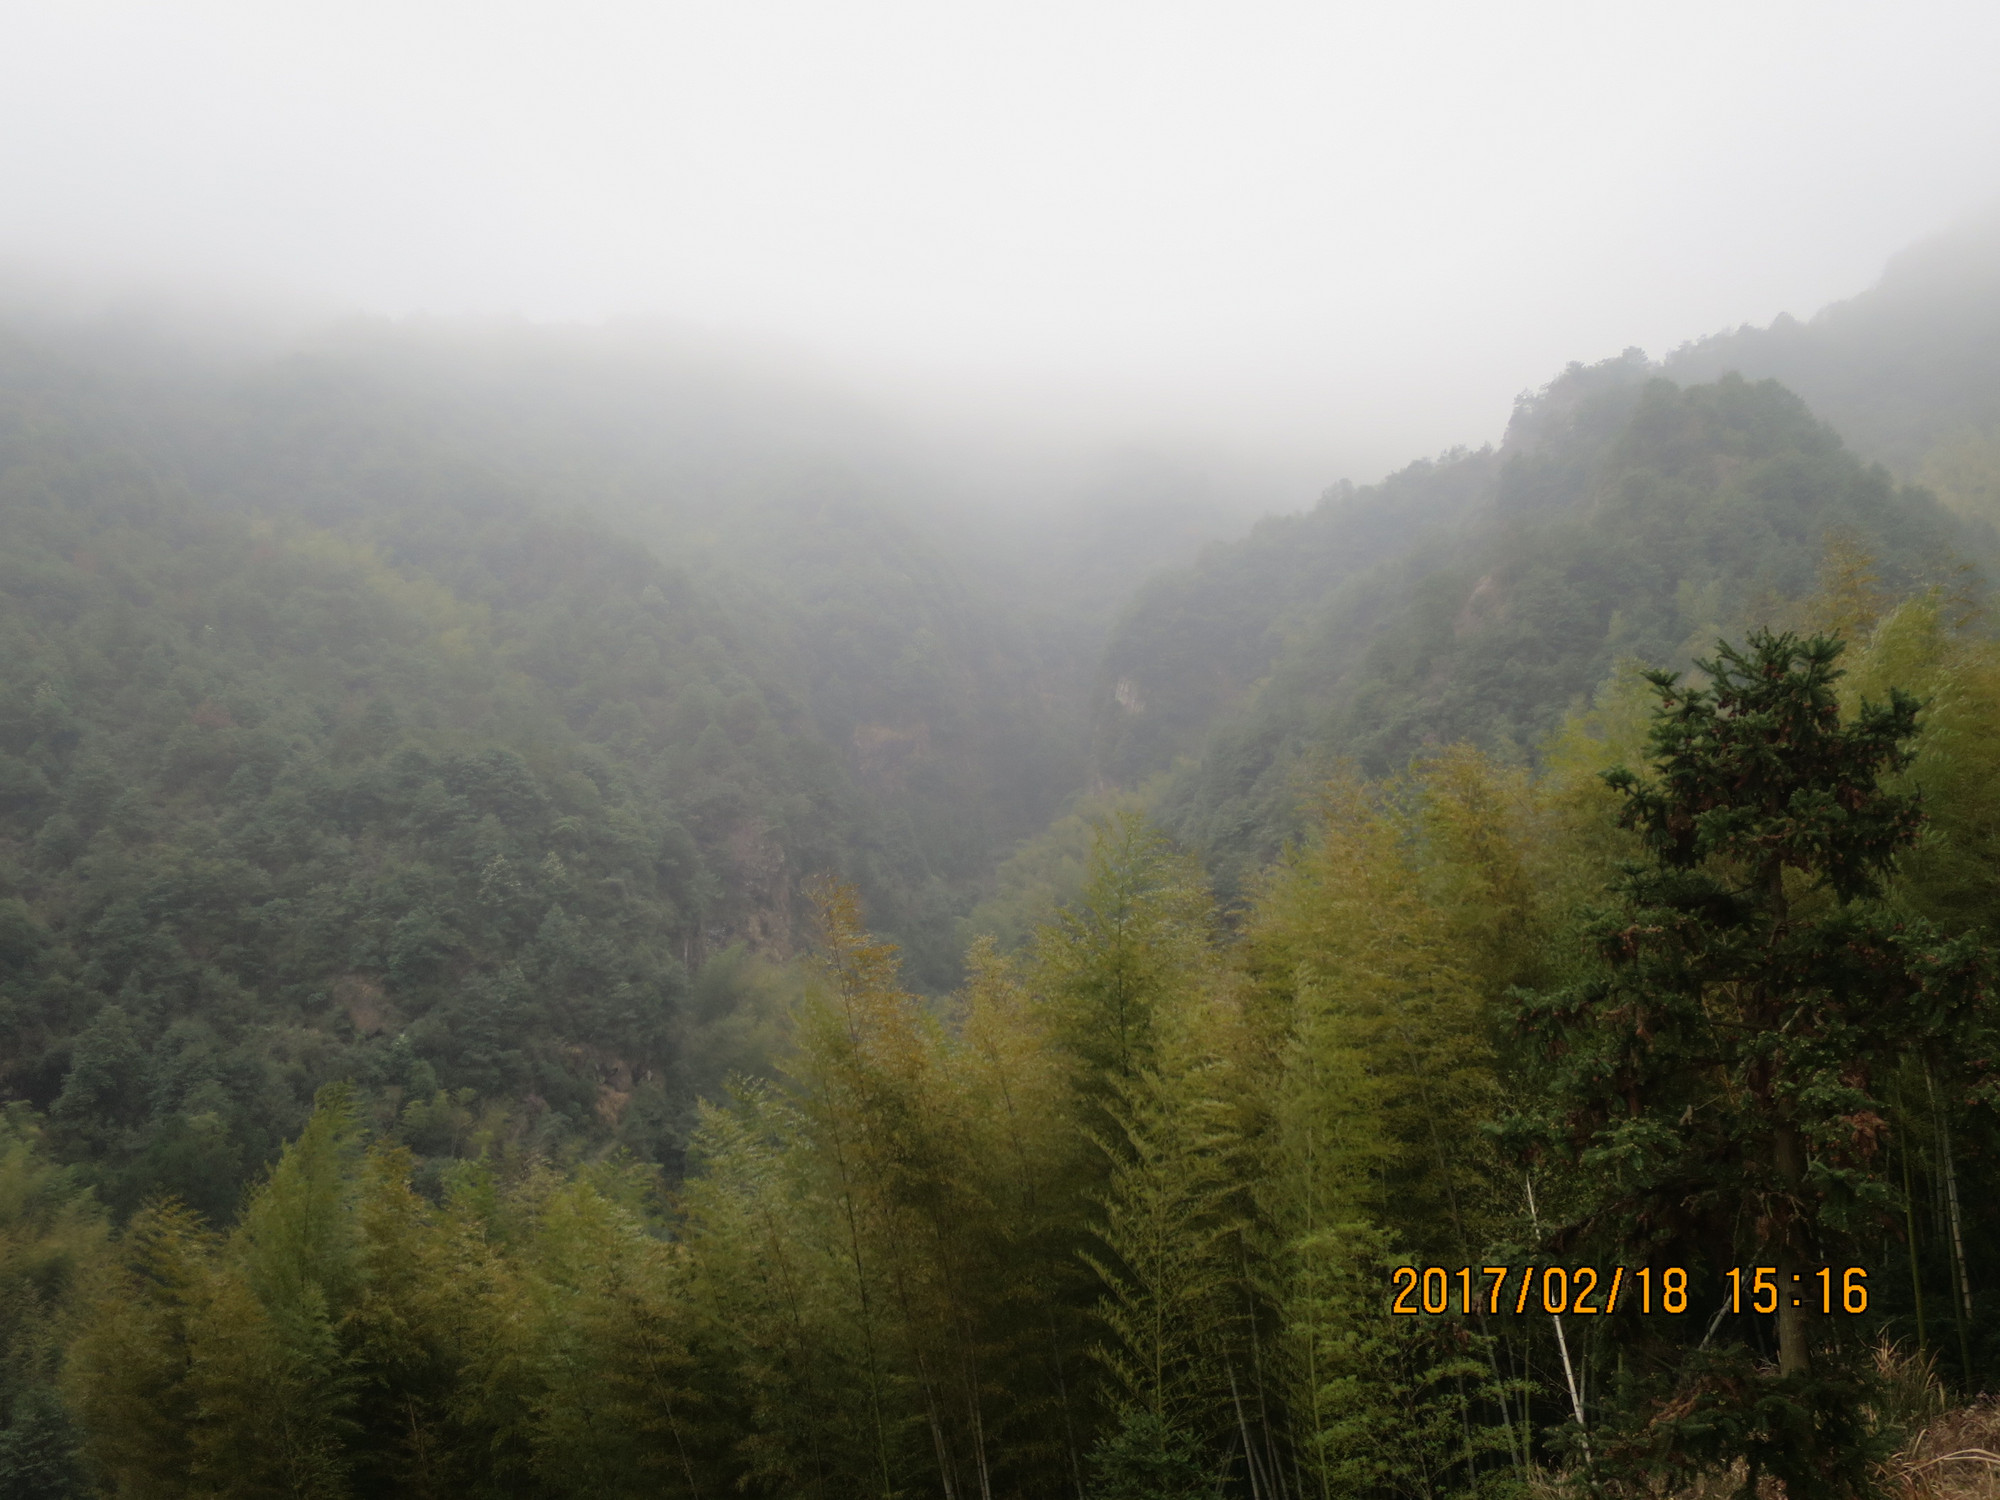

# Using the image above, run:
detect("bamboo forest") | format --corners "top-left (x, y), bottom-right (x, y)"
top-left (9, 214), bottom-right (2000, 1500)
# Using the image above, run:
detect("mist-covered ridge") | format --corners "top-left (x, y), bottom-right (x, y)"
top-left (1087, 224), bottom-right (2000, 893)
top-left (0, 218), bottom-right (1996, 1221)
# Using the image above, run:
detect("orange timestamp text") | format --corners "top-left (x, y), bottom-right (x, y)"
top-left (1389, 1265), bottom-right (1870, 1317)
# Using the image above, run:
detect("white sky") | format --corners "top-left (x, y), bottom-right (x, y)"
top-left (4, 0), bottom-right (1999, 487)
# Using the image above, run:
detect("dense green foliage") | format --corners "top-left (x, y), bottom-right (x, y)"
top-left (1510, 632), bottom-right (1991, 1493)
top-left (8, 235), bottom-right (2000, 1494)
top-left (0, 1109), bottom-right (100, 1500)
top-left (1104, 357), bottom-right (1988, 892)
top-left (36, 604), bottom-right (2000, 1497)
top-left (0, 316), bottom-right (1134, 1231)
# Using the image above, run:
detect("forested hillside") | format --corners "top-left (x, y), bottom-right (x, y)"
top-left (1101, 356), bottom-right (1991, 891)
top-left (20, 603), bottom-right (2000, 1498)
top-left (10, 229), bottom-right (2000, 1497)
top-left (1667, 211), bottom-right (2000, 511)
top-left (0, 315), bottom-right (1184, 1230)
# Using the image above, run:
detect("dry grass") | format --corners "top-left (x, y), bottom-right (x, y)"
top-left (1870, 1339), bottom-right (2000, 1499)
top-left (1883, 1398), bottom-right (2000, 1498)
top-left (1524, 1342), bottom-right (2000, 1499)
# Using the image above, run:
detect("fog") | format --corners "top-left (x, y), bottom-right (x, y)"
top-left (5, 0), bottom-right (2000, 493)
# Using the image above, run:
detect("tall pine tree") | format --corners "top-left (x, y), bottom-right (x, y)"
top-left (1511, 630), bottom-right (1994, 1496)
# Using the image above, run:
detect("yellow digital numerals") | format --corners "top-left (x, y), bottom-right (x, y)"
top-left (1724, 1265), bottom-right (1869, 1315)
top-left (1389, 1265), bottom-right (1868, 1316)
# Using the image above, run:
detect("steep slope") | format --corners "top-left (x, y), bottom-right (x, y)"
top-left (1666, 211), bottom-right (2000, 517)
top-left (1091, 351), bottom-right (1653, 784)
top-left (1102, 363), bottom-right (1986, 891)
top-left (0, 318), bottom-right (1117, 1209)
top-left (6, 321), bottom-right (1113, 964)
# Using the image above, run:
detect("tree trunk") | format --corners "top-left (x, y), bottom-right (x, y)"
top-left (1773, 1124), bottom-right (1811, 1376)
top-left (1764, 866), bottom-right (1812, 1377)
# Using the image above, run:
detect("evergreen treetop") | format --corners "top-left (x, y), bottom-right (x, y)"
top-left (1512, 629), bottom-right (1994, 1496)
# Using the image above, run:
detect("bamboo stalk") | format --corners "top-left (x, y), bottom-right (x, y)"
top-left (1526, 1176), bottom-right (1589, 1463)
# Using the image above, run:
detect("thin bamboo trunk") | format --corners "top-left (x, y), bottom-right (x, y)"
top-left (1928, 1064), bottom-right (1975, 1380)
top-left (1900, 1085), bottom-right (1928, 1352)
top-left (1526, 1177), bottom-right (1589, 1462)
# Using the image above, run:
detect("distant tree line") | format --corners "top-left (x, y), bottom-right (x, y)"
top-left (11, 583), bottom-right (2000, 1495)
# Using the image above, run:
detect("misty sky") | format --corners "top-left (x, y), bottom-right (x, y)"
top-left (5, 0), bottom-right (2000, 484)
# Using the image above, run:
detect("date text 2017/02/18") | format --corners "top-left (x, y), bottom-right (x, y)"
top-left (1389, 1266), bottom-right (1871, 1317)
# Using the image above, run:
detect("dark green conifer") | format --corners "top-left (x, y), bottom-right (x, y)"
top-left (1510, 630), bottom-right (1994, 1496)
